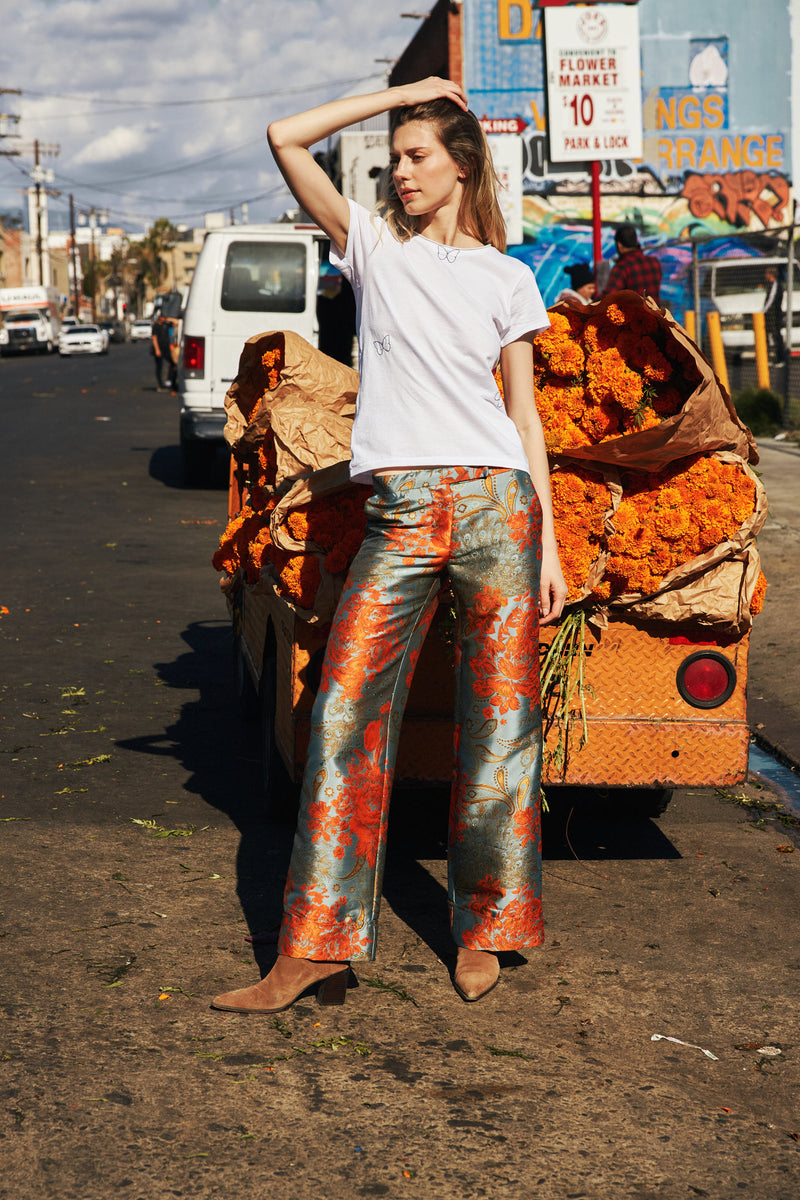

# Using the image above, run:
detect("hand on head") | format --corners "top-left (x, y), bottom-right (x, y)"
top-left (399, 76), bottom-right (469, 112)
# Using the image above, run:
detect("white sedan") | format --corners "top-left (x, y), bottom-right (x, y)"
top-left (130, 319), bottom-right (153, 342)
top-left (58, 324), bottom-right (109, 356)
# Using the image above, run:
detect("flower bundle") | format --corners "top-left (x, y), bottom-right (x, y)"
top-left (549, 464), bottom-right (612, 603)
top-left (598, 453), bottom-right (758, 600)
top-left (533, 297), bottom-right (702, 455)
top-left (213, 485), bottom-right (371, 610)
top-left (284, 487), bottom-right (372, 576)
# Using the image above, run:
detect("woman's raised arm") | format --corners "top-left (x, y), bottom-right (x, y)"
top-left (267, 78), bottom-right (468, 254)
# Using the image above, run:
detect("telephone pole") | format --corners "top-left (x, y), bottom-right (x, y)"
top-left (69, 194), bottom-right (81, 317)
top-left (26, 141), bottom-right (61, 285)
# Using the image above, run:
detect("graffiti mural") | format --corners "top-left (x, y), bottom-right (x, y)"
top-left (461, 0), bottom-right (793, 291)
top-left (681, 171), bottom-right (791, 228)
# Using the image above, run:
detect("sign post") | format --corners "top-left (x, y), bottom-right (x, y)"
top-left (543, 2), bottom-right (642, 271)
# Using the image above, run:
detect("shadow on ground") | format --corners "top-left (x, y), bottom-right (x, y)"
top-left (116, 617), bottom-right (681, 971)
top-left (149, 443), bottom-right (231, 491)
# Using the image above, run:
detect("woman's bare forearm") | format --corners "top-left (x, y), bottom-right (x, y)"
top-left (267, 77), bottom-right (468, 153)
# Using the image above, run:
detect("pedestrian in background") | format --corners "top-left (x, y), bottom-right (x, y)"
top-left (601, 225), bottom-right (662, 303)
top-left (211, 75), bottom-right (567, 1017)
top-left (556, 262), bottom-right (596, 306)
top-left (151, 313), bottom-right (174, 392)
top-left (763, 266), bottom-right (785, 362)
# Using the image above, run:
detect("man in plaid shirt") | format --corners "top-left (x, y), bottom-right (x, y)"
top-left (601, 225), bottom-right (662, 302)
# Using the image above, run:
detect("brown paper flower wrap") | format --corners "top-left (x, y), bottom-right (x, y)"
top-left (599, 452), bottom-right (767, 633)
top-left (533, 291), bottom-right (757, 470)
top-left (223, 330), bottom-right (358, 486)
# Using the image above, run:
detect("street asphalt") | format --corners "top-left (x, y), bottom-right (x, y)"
top-left (0, 344), bottom-right (798, 1200)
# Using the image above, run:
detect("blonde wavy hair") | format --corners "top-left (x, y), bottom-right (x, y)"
top-left (376, 100), bottom-right (506, 251)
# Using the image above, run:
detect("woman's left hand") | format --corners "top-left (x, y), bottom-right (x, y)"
top-left (539, 545), bottom-right (568, 626)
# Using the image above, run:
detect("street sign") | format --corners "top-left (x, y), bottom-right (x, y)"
top-left (544, 2), bottom-right (642, 162)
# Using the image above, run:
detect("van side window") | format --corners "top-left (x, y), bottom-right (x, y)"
top-left (221, 241), bottom-right (307, 313)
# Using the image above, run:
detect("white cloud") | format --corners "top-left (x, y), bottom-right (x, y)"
top-left (0, 0), bottom-right (419, 229)
top-left (72, 125), bottom-right (151, 166)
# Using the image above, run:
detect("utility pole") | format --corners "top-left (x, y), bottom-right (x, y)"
top-left (69, 194), bottom-right (81, 317)
top-left (16, 140), bottom-right (60, 285)
top-left (75, 206), bottom-right (108, 321)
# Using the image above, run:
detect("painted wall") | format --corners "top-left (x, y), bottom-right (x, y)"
top-left (463, 0), bottom-right (794, 248)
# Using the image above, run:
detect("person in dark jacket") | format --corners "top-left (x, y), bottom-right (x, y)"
top-left (601, 225), bottom-right (661, 303)
top-left (151, 313), bottom-right (175, 392)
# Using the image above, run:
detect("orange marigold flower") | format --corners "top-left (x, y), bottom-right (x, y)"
top-left (586, 347), bottom-right (644, 413)
top-left (277, 554), bottom-right (322, 607)
top-left (606, 456), bottom-right (758, 596)
top-left (534, 312), bottom-right (585, 378)
top-left (750, 570), bottom-right (768, 615)
top-left (551, 466), bottom-right (611, 602)
top-left (261, 347), bottom-right (282, 390)
top-left (651, 386), bottom-right (684, 417)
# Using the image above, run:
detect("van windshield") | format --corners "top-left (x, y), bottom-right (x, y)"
top-left (6, 311), bottom-right (41, 323)
top-left (221, 241), bottom-right (307, 313)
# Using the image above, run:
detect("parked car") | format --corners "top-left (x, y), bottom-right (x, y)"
top-left (98, 319), bottom-right (126, 344)
top-left (58, 324), bottom-right (108, 356)
top-left (131, 319), bottom-right (153, 342)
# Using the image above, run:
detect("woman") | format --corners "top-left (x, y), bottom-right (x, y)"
top-left (556, 262), bottom-right (596, 306)
top-left (212, 77), bottom-right (567, 1014)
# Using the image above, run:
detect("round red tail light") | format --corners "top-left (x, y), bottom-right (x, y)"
top-left (677, 651), bottom-right (736, 709)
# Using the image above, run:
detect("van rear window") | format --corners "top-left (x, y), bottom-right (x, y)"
top-left (221, 241), bottom-right (307, 313)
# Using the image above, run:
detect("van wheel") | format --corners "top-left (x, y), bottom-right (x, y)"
top-left (181, 439), bottom-right (215, 487)
top-left (259, 640), bottom-right (299, 821)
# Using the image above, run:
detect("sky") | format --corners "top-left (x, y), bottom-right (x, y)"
top-left (0, 0), bottom-right (422, 234)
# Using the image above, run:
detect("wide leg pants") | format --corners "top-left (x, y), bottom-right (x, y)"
top-left (278, 466), bottom-right (544, 962)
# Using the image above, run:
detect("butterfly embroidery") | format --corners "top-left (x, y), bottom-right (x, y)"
top-left (437, 245), bottom-right (460, 263)
top-left (373, 334), bottom-right (391, 355)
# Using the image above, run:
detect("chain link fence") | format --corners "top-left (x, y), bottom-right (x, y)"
top-left (652, 223), bottom-right (799, 427)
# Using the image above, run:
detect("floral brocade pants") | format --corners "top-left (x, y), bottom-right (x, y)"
top-left (278, 466), bottom-right (545, 962)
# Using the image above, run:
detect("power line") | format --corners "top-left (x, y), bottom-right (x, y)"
top-left (16, 74), bottom-right (381, 117)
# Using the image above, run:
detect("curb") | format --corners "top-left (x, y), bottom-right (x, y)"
top-left (749, 727), bottom-right (800, 777)
top-left (755, 437), bottom-right (800, 458)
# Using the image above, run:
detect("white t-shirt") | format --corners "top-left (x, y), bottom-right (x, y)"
top-left (330, 199), bottom-right (549, 483)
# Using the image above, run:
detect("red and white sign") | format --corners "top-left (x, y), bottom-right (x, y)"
top-left (480, 116), bottom-right (528, 135)
top-left (544, 3), bottom-right (643, 162)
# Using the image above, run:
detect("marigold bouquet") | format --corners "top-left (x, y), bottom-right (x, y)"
top-left (531, 292), bottom-right (755, 471)
top-left (598, 453), bottom-right (759, 601)
top-left (533, 297), bottom-right (699, 454)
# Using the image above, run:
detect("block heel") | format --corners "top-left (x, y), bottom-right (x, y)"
top-left (317, 967), bottom-right (351, 1006)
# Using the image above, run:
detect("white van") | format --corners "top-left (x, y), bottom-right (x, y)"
top-left (178, 223), bottom-right (329, 484)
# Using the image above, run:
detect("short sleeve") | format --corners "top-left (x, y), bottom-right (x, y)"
top-left (501, 265), bottom-right (550, 346)
top-left (328, 199), bottom-right (380, 290)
